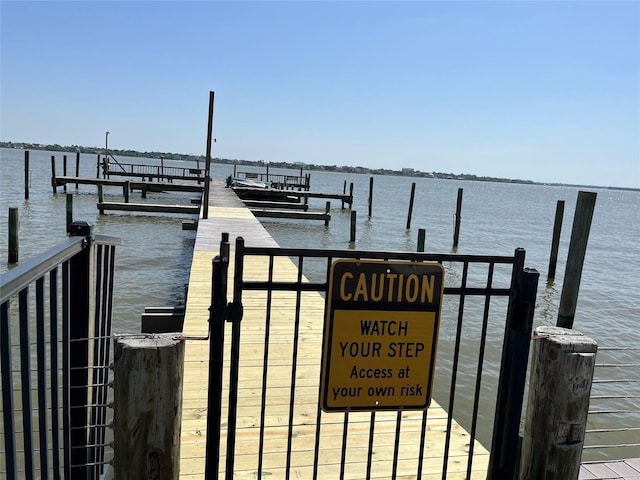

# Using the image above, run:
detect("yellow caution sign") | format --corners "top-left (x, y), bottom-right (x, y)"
top-left (320, 259), bottom-right (445, 412)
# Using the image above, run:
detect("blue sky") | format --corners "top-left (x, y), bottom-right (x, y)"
top-left (1, 1), bottom-right (639, 188)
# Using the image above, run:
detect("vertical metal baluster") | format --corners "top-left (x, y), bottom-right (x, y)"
top-left (1, 301), bottom-right (17, 480)
top-left (19, 288), bottom-right (35, 479)
top-left (36, 277), bottom-right (50, 478)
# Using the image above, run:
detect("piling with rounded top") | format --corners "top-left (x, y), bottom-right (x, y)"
top-left (113, 333), bottom-right (184, 480)
top-left (519, 326), bottom-right (597, 479)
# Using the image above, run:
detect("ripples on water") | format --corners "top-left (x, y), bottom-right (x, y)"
top-left (2, 148), bottom-right (639, 461)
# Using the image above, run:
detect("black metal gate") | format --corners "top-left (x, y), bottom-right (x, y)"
top-left (205, 233), bottom-right (539, 479)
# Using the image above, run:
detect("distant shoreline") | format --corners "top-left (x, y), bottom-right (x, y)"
top-left (1, 141), bottom-right (637, 192)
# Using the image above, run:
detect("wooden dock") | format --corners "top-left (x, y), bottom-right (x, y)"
top-left (178, 180), bottom-right (489, 478)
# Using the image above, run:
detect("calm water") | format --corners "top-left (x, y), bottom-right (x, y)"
top-left (1, 148), bottom-right (638, 462)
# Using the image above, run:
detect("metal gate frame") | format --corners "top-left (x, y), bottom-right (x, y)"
top-left (205, 233), bottom-right (539, 480)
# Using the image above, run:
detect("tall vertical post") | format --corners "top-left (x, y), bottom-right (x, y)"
top-left (68, 221), bottom-right (95, 477)
top-left (519, 327), bottom-right (597, 479)
top-left (51, 156), bottom-right (57, 194)
top-left (453, 188), bottom-right (463, 247)
top-left (24, 150), bottom-right (30, 200)
top-left (342, 180), bottom-right (347, 209)
top-left (547, 200), bottom-right (565, 280)
top-left (557, 191), bottom-right (597, 328)
top-left (350, 210), bottom-right (357, 243)
top-left (349, 182), bottom-right (354, 209)
top-left (488, 250), bottom-right (539, 479)
top-left (75, 151), bottom-right (80, 187)
top-left (368, 176), bottom-right (373, 217)
top-left (8, 207), bottom-right (19, 263)
top-left (417, 228), bottom-right (426, 252)
top-left (325, 201), bottom-right (331, 227)
top-left (96, 154), bottom-right (100, 179)
top-left (63, 155), bottom-right (68, 192)
top-left (66, 194), bottom-right (73, 233)
top-left (406, 182), bottom-right (416, 229)
top-left (203, 91), bottom-right (215, 220)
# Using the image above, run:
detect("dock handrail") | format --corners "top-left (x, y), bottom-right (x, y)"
top-left (1, 223), bottom-right (121, 479)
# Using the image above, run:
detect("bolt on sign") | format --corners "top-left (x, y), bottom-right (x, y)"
top-left (320, 259), bottom-right (445, 412)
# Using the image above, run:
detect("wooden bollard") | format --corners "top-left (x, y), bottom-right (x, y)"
top-left (547, 200), bottom-right (565, 280)
top-left (124, 181), bottom-right (130, 203)
top-left (417, 228), bottom-right (426, 252)
top-left (453, 187), bottom-right (463, 247)
top-left (96, 153), bottom-right (101, 179)
top-left (406, 182), bottom-right (416, 229)
top-left (325, 201), bottom-right (330, 227)
top-left (24, 150), bottom-right (29, 200)
top-left (350, 210), bottom-right (357, 242)
top-left (557, 191), bottom-right (597, 328)
top-left (8, 207), bottom-right (18, 263)
top-left (63, 155), bottom-right (67, 192)
top-left (519, 326), bottom-right (597, 479)
top-left (113, 334), bottom-right (184, 480)
top-left (368, 176), bottom-right (373, 217)
top-left (51, 155), bottom-right (57, 194)
top-left (66, 194), bottom-right (73, 233)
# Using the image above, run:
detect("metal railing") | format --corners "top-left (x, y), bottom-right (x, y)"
top-left (583, 346), bottom-right (640, 462)
top-left (104, 160), bottom-right (203, 182)
top-left (1, 222), bottom-right (120, 479)
top-left (205, 235), bottom-right (539, 479)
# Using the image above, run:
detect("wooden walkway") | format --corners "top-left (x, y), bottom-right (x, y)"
top-left (579, 459), bottom-right (640, 479)
top-left (178, 181), bottom-right (489, 478)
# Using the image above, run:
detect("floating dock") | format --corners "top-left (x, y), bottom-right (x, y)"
top-left (178, 180), bottom-right (489, 478)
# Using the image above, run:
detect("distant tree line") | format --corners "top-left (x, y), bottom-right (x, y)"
top-left (5, 140), bottom-right (631, 190)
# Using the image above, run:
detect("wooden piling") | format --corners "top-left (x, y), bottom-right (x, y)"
top-left (98, 185), bottom-right (104, 214)
top-left (325, 201), bottom-right (330, 227)
top-left (547, 200), bottom-right (565, 280)
top-left (24, 150), bottom-right (29, 200)
top-left (66, 194), bottom-right (73, 233)
top-left (51, 156), bottom-right (57, 194)
top-left (417, 228), bottom-right (426, 252)
top-left (202, 90), bottom-right (215, 220)
top-left (453, 188), bottom-right (463, 247)
top-left (519, 326), bottom-right (597, 479)
top-left (75, 151), bottom-right (80, 187)
top-left (368, 176), bottom-right (373, 216)
top-left (349, 182), bottom-right (354, 209)
top-left (113, 333), bottom-right (184, 480)
top-left (8, 207), bottom-right (18, 263)
top-left (557, 191), bottom-right (597, 329)
top-left (406, 182), bottom-right (416, 229)
top-left (124, 181), bottom-right (130, 203)
top-left (63, 155), bottom-right (67, 192)
top-left (342, 180), bottom-right (347, 209)
top-left (350, 210), bottom-right (357, 242)
top-left (96, 153), bottom-right (100, 179)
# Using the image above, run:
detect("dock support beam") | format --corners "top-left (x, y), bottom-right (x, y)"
top-left (113, 333), bottom-right (185, 480)
top-left (547, 200), bottom-right (565, 280)
top-left (519, 326), bottom-right (597, 479)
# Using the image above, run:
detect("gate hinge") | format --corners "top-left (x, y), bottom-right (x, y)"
top-left (225, 301), bottom-right (243, 323)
